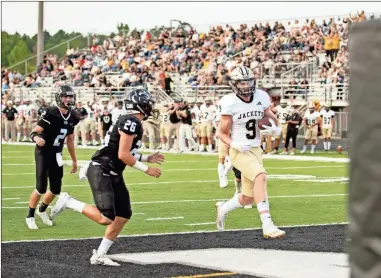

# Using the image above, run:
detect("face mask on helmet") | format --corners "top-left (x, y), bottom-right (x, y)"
top-left (231, 78), bottom-right (256, 97)
top-left (280, 102), bottom-right (287, 108)
top-left (56, 91), bottom-right (76, 111)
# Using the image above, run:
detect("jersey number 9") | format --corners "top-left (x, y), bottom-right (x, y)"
top-left (245, 119), bottom-right (256, 139)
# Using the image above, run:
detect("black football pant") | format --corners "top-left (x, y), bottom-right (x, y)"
top-left (35, 148), bottom-right (63, 195)
top-left (87, 162), bottom-right (132, 221)
top-left (285, 129), bottom-right (298, 149)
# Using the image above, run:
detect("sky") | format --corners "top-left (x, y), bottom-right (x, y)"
top-left (2, 1), bottom-right (381, 36)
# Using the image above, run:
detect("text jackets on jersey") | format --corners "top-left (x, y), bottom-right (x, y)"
top-left (91, 114), bottom-right (143, 175)
top-left (37, 106), bottom-right (80, 153)
top-left (220, 90), bottom-right (271, 147)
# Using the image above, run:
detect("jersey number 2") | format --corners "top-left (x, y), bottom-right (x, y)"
top-left (53, 128), bottom-right (68, 146)
top-left (246, 119), bottom-right (256, 139)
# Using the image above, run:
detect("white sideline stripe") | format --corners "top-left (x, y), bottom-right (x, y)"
top-left (2, 207), bottom-right (28, 209)
top-left (2, 177), bottom-right (347, 189)
top-left (12, 194), bottom-right (347, 206)
top-left (1, 142), bottom-right (349, 163)
top-left (145, 216), bottom-right (184, 221)
top-left (2, 198), bottom-right (20, 200)
top-left (185, 222), bottom-right (216, 226)
top-left (296, 178), bottom-right (349, 183)
top-left (1, 222), bottom-right (349, 243)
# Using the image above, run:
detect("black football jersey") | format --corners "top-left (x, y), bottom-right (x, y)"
top-left (91, 114), bottom-right (143, 174)
top-left (37, 106), bottom-right (80, 153)
top-left (38, 105), bottom-right (48, 120)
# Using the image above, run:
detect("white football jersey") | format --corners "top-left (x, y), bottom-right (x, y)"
top-left (305, 111), bottom-right (320, 127)
top-left (200, 105), bottom-right (216, 123)
top-left (220, 89), bottom-right (271, 147)
top-left (276, 106), bottom-right (290, 124)
top-left (191, 106), bottom-right (201, 123)
top-left (85, 106), bottom-right (96, 120)
top-left (111, 108), bottom-right (125, 124)
top-left (320, 110), bottom-right (335, 128)
top-left (23, 104), bottom-right (36, 118)
top-left (159, 108), bottom-right (169, 123)
top-left (214, 102), bottom-right (222, 123)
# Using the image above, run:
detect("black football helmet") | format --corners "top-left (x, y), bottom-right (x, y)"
top-left (124, 89), bottom-right (154, 120)
top-left (55, 85), bottom-right (76, 110)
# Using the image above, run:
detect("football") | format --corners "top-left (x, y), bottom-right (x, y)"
top-left (258, 117), bottom-right (272, 130)
top-left (337, 145), bottom-right (343, 153)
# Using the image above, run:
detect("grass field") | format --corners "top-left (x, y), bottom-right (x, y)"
top-left (1, 144), bottom-right (349, 242)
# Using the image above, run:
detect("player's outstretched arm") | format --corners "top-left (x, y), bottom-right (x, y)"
top-left (66, 134), bottom-right (77, 174)
top-left (118, 132), bottom-right (161, 178)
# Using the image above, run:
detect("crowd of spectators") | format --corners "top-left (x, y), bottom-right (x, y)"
top-left (2, 10), bottom-right (376, 102)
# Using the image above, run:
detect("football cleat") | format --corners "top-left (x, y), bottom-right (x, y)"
top-left (26, 217), bottom-right (39, 230)
top-left (36, 210), bottom-right (53, 226)
top-left (262, 221), bottom-right (286, 239)
top-left (244, 204), bottom-right (252, 209)
top-left (50, 192), bottom-right (70, 220)
top-left (215, 201), bottom-right (226, 231)
top-left (90, 250), bottom-right (120, 266)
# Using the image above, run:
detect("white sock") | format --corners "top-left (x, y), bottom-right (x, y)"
top-left (97, 237), bottom-right (114, 256)
top-left (201, 144), bottom-right (206, 151)
top-left (219, 194), bottom-right (243, 216)
top-left (328, 141), bottom-right (331, 150)
top-left (218, 163), bottom-right (225, 181)
top-left (302, 145), bottom-right (307, 152)
top-left (66, 197), bottom-right (86, 213)
top-left (257, 201), bottom-right (272, 224)
top-left (208, 144), bottom-right (213, 151)
top-left (323, 141), bottom-right (327, 150)
top-left (235, 180), bottom-right (242, 193)
top-left (311, 145), bottom-right (316, 152)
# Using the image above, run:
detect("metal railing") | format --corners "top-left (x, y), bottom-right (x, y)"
top-left (7, 34), bottom-right (84, 76)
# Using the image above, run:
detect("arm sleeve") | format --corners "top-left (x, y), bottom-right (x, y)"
top-left (118, 117), bottom-right (142, 136)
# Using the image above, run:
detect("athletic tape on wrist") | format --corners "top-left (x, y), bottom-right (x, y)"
top-left (132, 161), bottom-right (148, 172)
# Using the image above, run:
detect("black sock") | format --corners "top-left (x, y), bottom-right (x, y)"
top-left (27, 207), bottom-right (36, 218)
top-left (39, 202), bottom-right (48, 212)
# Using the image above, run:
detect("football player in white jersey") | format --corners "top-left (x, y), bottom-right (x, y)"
top-left (22, 99), bottom-right (37, 141)
top-left (272, 100), bottom-right (290, 154)
top-left (216, 66), bottom-right (285, 238)
top-left (159, 104), bottom-right (170, 149)
top-left (191, 101), bottom-right (202, 144)
top-left (301, 105), bottom-right (321, 154)
top-left (199, 99), bottom-right (216, 152)
top-left (320, 106), bottom-right (335, 151)
top-left (214, 100), bottom-right (229, 188)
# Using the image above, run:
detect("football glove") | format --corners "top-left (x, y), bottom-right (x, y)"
top-left (231, 141), bottom-right (252, 153)
top-left (79, 161), bottom-right (91, 181)
top-left (262, 119), bottom-right (282, 136)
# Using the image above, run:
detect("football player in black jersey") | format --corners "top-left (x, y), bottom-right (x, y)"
top-left (51, 89), bottom-right (164, 266)
top-left (26, 85), bottom-right (80, 230)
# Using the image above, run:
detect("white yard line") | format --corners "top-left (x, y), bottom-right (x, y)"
top-left (11, 193), bottom-right (347, 206)
top-left (145, 216), bottom-right (184, 221)
top-left (2, 198), bottom-right (21, 200)
top-left (185, 222), bottom-right (216, 226)
top-left (1, 222), bottom-right (349, 243)
top-left (2, 176), bottom-right (347, 189)
top-left (2, 142), bottom-right (349, 163)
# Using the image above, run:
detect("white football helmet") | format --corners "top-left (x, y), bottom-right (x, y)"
top-left (229, 66), bottom-right (256, 97)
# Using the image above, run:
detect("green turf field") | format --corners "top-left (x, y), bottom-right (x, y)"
top-left (1, 144), bottom-right (349, 241)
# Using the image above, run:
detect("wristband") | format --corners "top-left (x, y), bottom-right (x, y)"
top-left (140, 155), bottom-right (148, 162)
top-left (133, 154), bottom-right (149, 162)
top-left (132, 161), bottom-right (149, 172)
top-left (30, 132), bottom-right (39, 141)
